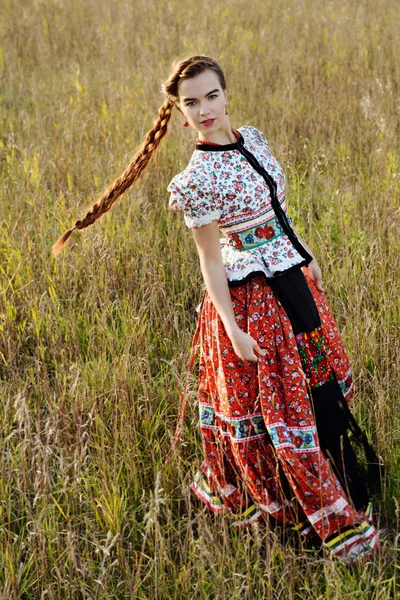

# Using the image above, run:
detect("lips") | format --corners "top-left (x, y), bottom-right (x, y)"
top-left (201, 118), bottom-right (216, 126)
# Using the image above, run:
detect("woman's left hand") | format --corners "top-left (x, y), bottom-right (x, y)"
top-left (307, 258), bottom-right (324, 292)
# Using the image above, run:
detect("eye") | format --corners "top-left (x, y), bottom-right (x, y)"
top-left (186, 94), bottom-right (218, 106)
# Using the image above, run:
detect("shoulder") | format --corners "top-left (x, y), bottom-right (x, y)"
top-left (167, 152), bottom-right (212, 195)
top-left (239, 125), bottom-right (271, 149)
top-left (167, 155), bottom-right (221, 228)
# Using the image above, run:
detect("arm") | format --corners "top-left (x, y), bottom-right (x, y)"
top-left (191, 221), bottom-right (266, 362)
top-left (291, 224), bottom-right (325, 292)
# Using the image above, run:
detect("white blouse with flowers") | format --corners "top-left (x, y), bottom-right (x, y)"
top-left (167, 125), bottom-right (312, 287)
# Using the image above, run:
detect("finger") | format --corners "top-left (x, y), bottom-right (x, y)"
top-left (246, 350), bottom-right (259, 362)
top-left (242, 353), bottom-right (257, 362)
top-left (254, 344), bottom-right (267, 356)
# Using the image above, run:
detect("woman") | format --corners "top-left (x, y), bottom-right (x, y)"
top-left (52, 55), bottom-right (380, 565)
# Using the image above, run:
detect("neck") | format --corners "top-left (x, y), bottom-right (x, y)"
top-left (196, 128), bottom-right (239, 145)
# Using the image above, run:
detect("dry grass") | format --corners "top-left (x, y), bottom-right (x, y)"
top-left (0, 0), bottom-right (399, 597)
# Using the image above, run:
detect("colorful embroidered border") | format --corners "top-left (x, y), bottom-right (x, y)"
top-left (224, 215), bottom-right (285, 251)
top-left (219, 198), bottom-right (287, 234)
top-left (267, 422), bottom-right (319, 453)
top-left (190, 470), bottom-right (316, 533)
top-left (291, 519), bottom-right (314, 538)
top-left (199, 405), bottom-right (268, 442)
top-left (324, 520), bottom-right (379, 565)
top-left (200, 407), bottom-right (320, 452)
top-left (189, 469), bottom-right (263, 527)
top-left (295, 326), bottom-right (335, 389)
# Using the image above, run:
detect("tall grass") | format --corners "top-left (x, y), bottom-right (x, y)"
top-left (0, 0), bottom-right (399, 597)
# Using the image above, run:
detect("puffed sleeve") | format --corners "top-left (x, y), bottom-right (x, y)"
top-left (245, 125), bottom-right (271, 152)
top-left (167, 171), bottom-right (222, 229)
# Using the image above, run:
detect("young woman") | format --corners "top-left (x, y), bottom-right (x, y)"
top-left (52, 55), bottom-right (381, 565)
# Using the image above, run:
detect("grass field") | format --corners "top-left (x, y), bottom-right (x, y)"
top-left (0, 0), bottom-right (399, 597)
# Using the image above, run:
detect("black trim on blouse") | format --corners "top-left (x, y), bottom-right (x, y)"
top-left (195, 130), bottom-right (243, 151)
top-left (235, 139), bottom-right (313, 265)
top-left (195, 128), bottom-right (313, 267)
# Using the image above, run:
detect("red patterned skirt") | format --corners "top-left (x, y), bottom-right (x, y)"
top-left (168, 267), bottom-right (379, 565)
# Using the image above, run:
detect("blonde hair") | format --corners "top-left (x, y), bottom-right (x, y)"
top-left (52, 55), bottom-right (227, 256)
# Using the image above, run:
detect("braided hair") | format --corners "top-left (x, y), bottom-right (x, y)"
top-left (52, 55), bottom-right (227, 256)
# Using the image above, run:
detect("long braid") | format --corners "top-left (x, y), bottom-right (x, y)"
top-left (50, 54), bottom-right (230, 468)
top-left (52, 99), bottom-right (174, 256)
top-left (52, 55), bottom-right (226, 257)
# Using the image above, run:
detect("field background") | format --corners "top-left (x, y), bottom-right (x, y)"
top-left (0, 0), bottom-right (399, 597)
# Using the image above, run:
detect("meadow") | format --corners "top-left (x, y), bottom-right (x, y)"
top-left (0, 0), bottom-right (399, 597)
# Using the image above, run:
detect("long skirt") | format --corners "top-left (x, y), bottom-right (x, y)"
top-left (177, 266), bottom-right (380, 565)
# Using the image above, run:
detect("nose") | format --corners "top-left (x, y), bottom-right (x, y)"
top-left (198, 101), bottom-right (210, 116)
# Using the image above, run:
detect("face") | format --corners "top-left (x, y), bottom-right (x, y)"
top-left (177, 69), bottom-right (228, 134)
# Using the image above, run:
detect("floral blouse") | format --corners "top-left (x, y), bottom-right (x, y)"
top-left (167, 125), bottom-right (312, 287)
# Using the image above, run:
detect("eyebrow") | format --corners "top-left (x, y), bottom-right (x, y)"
top-left (182, 88), bottom-right (220, 103)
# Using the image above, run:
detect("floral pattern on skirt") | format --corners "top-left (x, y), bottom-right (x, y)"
top-left (183, 269), bottom-right (378, 563)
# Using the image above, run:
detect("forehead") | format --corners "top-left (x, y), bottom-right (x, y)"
top-left (178, 70), bottom-right (222, 100)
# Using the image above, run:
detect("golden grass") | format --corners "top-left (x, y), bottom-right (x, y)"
top-left (0, 0), bottom-right (399, 597)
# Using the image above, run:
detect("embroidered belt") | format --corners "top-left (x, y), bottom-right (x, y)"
top-left (223, 215), bottom-right (283, 251)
